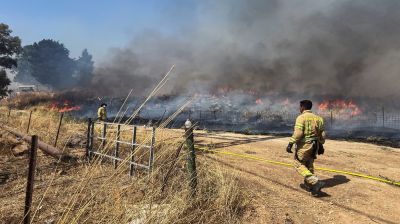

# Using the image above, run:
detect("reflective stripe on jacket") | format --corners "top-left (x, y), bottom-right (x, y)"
top-left (289, 110), bottom-right (326, 144)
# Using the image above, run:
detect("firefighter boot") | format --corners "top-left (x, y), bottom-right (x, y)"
top-left (310, 181), bottom-right (325, 197)
top-left (300, 178), bottom-right (312, 192)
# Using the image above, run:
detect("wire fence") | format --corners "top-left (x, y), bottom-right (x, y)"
top-left (3, 105), bottom-right (400, 135)
top-left (134, 107), bottom-right (400, 131)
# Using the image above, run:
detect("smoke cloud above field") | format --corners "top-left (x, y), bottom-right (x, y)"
top-left (92, 0), bottom-right (400, 99)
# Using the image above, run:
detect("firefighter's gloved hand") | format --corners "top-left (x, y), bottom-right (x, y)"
top-left (286, 143), bottom-right (293, 153)
top-left (318, 143), bottom-right (325, 155)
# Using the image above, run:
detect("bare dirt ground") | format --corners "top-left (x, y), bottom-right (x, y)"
top-left (1, 127), bottom-right (399, 223)
top-left (196, 131), bottom-right (400, 224)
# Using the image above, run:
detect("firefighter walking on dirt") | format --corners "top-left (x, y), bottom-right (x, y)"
top-left (286, 100), bottom-right (326, 196)
top-left (97, 103), bottom-right (107, 121)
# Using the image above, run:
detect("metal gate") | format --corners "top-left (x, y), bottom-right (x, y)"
top-left (85, 119), bottom-right (156, 176)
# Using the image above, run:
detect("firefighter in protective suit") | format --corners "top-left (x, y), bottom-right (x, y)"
top-left (286, 100), bottom-right (326, 196)
top-left (97, 103), bottom-right (107, 121)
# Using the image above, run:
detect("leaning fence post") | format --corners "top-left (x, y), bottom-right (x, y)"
top-left (184, 119), bottom-right (197, 197)
top-left (148, 126), bottom-right (156, 172)
top-left (23, 135), bottom-right (38, 224)
top-left (86, 118), bottom-right (92, 159)
top-left (26, 111), bottom-right (33, 134)
top-left (114, 124), bottom-right (121, 169)
top-left (130, 126), bottom-right (137, 176)
top-left (54, 113), bottom-right (64, 147)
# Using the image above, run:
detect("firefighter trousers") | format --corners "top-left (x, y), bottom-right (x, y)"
top-left (294, 142), bottom-right (319, 185)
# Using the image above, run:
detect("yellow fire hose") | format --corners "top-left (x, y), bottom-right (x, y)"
top-left (197, 147), bottom-right (400, 187)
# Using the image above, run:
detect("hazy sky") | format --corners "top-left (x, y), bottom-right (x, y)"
top-left (3, 0), bottom-right (400, 99)
top-left (0, 0), bottom-right (196, 62)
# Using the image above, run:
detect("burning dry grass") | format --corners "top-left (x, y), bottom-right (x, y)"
top-left (0, 105), bottom-right (250, 223)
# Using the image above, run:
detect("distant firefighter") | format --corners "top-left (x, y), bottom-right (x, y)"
top-left (286, 100), bottom-right (326, 196)
top-left (97, 103), bottom-right (107, 121)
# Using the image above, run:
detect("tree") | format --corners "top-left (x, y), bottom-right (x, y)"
top-left (0, 23), bottom-right (22, 68)
top-left (19, 39), bottom-right (76, 89)
top-left (75, 49), bottom-right (94, 86)
top-left (0, 70), bottom-right (11, 97)
top-left (0, 23), bottom-right (22, 97)
top-left (15, 40), bottom-right (95, 89)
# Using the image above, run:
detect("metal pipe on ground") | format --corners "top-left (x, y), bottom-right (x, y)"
top-left (1, 124), bottom-right (76, 162)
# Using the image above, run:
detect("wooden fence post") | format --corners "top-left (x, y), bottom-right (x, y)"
top-left (86, 118), bottom-right (92, 159)
top-left (114, 124), bottom-right (121, 169)
top-left (23, 135), bottom-right (38, 224)
top-left (90, 121), bottom-right (94, 160)
top-left (130, 126), bottom-right (137, 176)
top-left (26, 111), bottom-right (33, 134)
top-left (330, 110), bottom-right (333, 128)
top-left (54, 113), bottom-right (64, 147)
top-left (184, 119), bottom-right (197, 197)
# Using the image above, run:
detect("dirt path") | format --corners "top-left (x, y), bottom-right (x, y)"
top-left (195, 131), bottom-right (400, 224)
top-left (1, 127), bottom-right (399, 223)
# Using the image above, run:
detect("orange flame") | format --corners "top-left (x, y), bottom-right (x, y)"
top-left (50, 101), bottom-right (81, 113)
top-left (318, 100), bottom-right (361, 116)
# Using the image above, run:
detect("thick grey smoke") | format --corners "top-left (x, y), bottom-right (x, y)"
top-left (92, 0), bottom-right (400, 100)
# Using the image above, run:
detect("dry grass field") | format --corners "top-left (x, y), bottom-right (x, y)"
top-left (1, 105), bottom-right (399, 223)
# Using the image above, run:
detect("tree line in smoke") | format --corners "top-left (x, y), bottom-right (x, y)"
top-left (14, 39), bottom-right (94, 89)
top-left (0, 22), bottom-right (94, 97)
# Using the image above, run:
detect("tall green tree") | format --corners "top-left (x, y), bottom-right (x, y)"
top-left (75, 49), bottom-right (94, 86)
top-left (19, 39), bottom-right (76, 89)
top-left (0, 23), bottom-right (22, 97)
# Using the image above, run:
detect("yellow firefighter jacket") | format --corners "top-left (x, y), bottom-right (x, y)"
top-left (289, 110), bottom-right (325, 145)
top-left (97, 106), bottom-right (107, 121)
